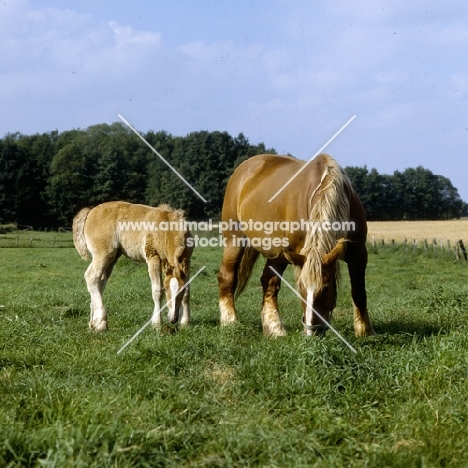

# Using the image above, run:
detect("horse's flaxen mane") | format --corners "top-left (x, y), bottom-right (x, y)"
top-left (298, 154), bottom-right (352, 291)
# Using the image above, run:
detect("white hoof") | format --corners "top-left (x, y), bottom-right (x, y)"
top-left (89, 319), bottom-right (108, 332)
top-left (220, 316), bottom-right (237, 326)
top-left (263, 322), bottom-right (287, 337)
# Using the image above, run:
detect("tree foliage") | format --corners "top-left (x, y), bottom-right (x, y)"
top-left (0, 123), bottom-right (274, 226)
top-left (345, 165), bottom-right (465, 220)
top-left (0, 123), bottom-right (464, 225)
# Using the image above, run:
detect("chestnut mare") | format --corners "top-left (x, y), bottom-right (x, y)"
top-left (217, 153), bottom-right (375, 337)
top-left (73, 201), bottom-right (193, 331)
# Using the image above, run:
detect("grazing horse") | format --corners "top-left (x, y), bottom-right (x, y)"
top-left (73, 201), bottom-right (193, 331)
top-left (217, 153), bottom-right (375, 337)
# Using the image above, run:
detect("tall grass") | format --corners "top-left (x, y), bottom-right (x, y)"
top-left (0, 246), bottom-right (467, 466)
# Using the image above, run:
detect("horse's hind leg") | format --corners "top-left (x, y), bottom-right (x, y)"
top-left (100, 253), bottom-right (120, 294)
top-left (260, 260), bottom-right (287, 337)
top-left (347, 249), bottom-right (376, 337)
top-left (217, 241), bottom-right (245, 325)
top-left (85, 254), bottom-right (114, 331)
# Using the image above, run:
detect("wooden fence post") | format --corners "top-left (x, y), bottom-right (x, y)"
top-left (454, 244), bottom-right (460, 261)
top-left (459, 240), bottom-right (467, 261)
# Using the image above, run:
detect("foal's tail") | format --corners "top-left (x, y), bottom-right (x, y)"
top-left (72, 207), bottom-right (92, 261)
top-left (235, 246), bottom-right (260, 298)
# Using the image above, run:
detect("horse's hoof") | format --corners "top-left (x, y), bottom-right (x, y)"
top-left (89, 320), bottom-right (108, 332)
top-left (354, 325), bottom-right (376, 337)
top-left (220, 317), bottom-right (237, 326)
top-left (263, 325), bottom-right (287, 337)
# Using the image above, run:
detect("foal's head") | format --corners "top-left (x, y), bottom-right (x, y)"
top-left (162, 240), bottom-right (193, 324)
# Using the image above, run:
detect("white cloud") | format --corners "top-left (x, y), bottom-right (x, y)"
top-left (1, 0), bottom-right (468, 200)
top-left (108, 21), bottom-right (162, 52)
top-left (0, 1), bottom-right (162, 101)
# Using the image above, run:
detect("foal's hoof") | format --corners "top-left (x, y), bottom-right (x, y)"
top-left (263, 324), bottom-right (287, 337)
top-left (220, 316), bottom-right (238, 326)
top-left (89, 320), bottom-right (108, 332)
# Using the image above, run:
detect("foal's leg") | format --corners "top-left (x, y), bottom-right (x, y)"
top-left (85, 254), bottom-right (114, 331)
top-left (147, 256), bottom-right (163, 329)
top-left (260, 260), bottom-right (287, 337)
top-left (217, 240), bottom-right (245, 325)
top-left (100, 253), bottom-right (121, 294)
top-left (179, 276), bottom-right (190, 327)
top-left (347, 249), bottom-right (376, 337)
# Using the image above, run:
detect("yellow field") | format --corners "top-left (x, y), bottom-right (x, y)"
top-left (367, 219), bottom-right (468, 245)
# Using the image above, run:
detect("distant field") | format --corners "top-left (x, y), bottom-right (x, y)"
top-left (367, 219), bottom-right (468, 245)
top-left (2, 219), bottom-right (468, 250)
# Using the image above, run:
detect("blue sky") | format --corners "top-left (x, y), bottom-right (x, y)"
top-left (2, 0), bottom-right (468, 201)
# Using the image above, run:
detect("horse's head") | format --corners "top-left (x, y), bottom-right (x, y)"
top-left (284, 239), bottom-right (345, 335)
top-left (162, 252), bottom-right (191, 324)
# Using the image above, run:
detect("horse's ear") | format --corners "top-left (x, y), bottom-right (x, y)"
top-left (283, 250), bottom-right (306, 267)
top-left (162, 259), bottom-right (172, 274)
top-left (322, 239), bottom-right (346, 266)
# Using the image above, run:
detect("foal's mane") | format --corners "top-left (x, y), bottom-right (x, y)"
top-left (151, 204), bottom-right (188, 260)
top-left (297, 154), bottom-right (352, 291)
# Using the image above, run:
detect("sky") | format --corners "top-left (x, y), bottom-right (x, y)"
top-left (2, 0), bottom-right (468, 201)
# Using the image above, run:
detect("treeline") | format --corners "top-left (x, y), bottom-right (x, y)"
top-left (346, 166), bottom-right (465, 220)
top-left (0, 123), bottom-right (274, 226)
top-left (0, 122), bottom-right (465, 227)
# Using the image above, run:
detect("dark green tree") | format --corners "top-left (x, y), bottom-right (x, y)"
top-left (46, 139), bottom-right (96, 225)
top-left (0, 134), bottom-right (25, 223)
top-left (145, 130), bottom-right (274, 219)
top-left (346, 165), bottom-right (464, 220)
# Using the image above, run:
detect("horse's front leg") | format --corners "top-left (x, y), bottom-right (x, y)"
top-left (260, 260), bottom-right (287, 337)
top-left (347, 248), bottom-right (376, 337)
top-left (179, 280), bottom-right (190, 328)
top-left (147, 257), bottom-right (163, 329)
top-left (217, 239), bottom-right (245, 325)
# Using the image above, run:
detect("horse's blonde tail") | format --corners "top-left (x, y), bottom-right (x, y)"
top-left (235, 246), bottom-right (260, 298)
top-left (72, 207), bottom-right (91, 260)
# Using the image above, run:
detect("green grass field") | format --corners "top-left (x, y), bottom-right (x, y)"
top-left (1, 242), bottom-right (468, 467)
